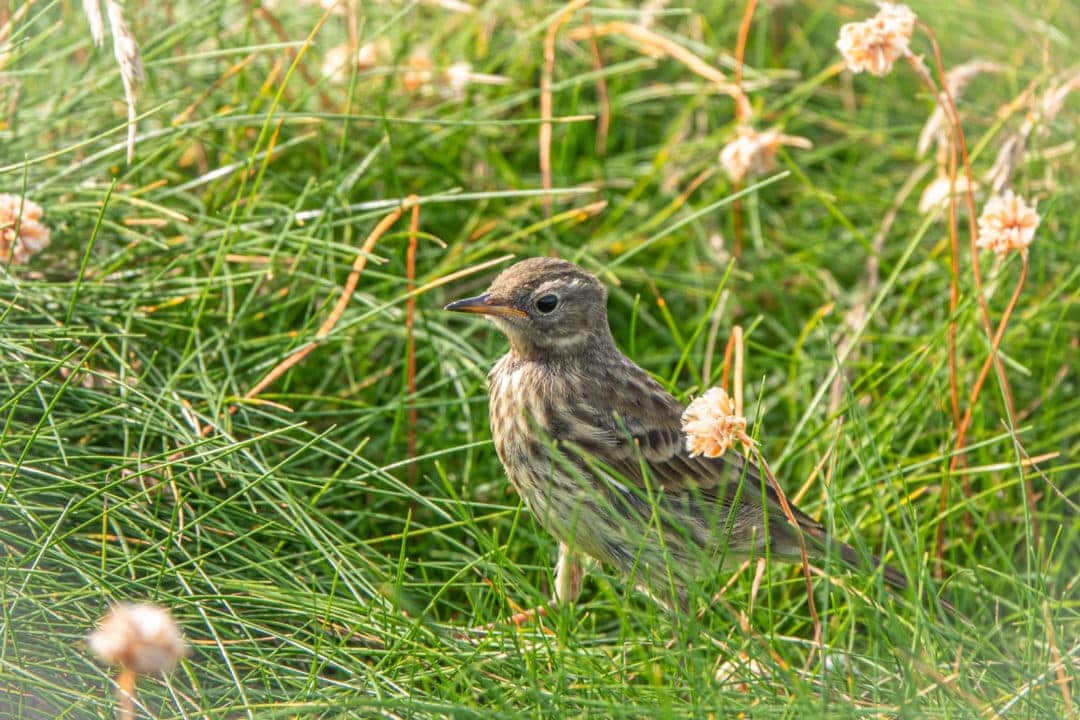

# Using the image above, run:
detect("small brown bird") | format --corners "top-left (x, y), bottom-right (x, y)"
top-left (446, 257), bottom-right (910, 610)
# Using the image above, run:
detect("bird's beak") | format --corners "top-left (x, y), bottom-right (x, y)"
top-left (443, 293), bottom-right (527, 318)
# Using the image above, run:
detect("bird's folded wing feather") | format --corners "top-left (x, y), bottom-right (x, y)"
top-left (562, 358), bottom-right (825, 538)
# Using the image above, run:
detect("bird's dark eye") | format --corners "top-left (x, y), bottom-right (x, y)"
top-left (535, 294), bottom-right (559, 314)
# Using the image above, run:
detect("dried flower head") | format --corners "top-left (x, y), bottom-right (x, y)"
top-left (918, 174), bottom-right (977, 215)
top-left (0, 194), bottom-right (50, 264)
top-left (836, 2), bottom-right (917, 77)
top-left (682, 387), bottom-right (750, 459)
top-left (719, 125), bottom-right (812, 182)
top-left (976, 190), bottom-right (1039, 256)
top-left (88, 603), bottom-right (187, 675)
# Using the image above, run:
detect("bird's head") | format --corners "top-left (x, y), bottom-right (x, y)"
top-left (444, 257), bottom-right (614, 359)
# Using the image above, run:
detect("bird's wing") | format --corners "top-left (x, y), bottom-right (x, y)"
top-left (562, 355), bottom-right (825, 539)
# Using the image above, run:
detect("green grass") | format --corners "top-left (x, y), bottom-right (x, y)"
top-left (1, 0), bottom-right (1077, 717)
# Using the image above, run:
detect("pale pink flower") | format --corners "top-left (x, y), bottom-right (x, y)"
top-left (682, 387), bottom-right (750, 459)
top-left (88, 603), bottom-right (187, 675)
top-left (976, 190), bottom-right (1039, 256)
top-left (719, 125), bottom-right (812, 182)
top-left (836, 3), bottom-right (917, 77)
top-left (0, 194), bottom-right (50, 264)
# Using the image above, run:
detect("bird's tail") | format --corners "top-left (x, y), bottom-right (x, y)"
top-left (837, 540), bottom-right (908, 592)
top-left (834, 539), bottom-right (963, 618)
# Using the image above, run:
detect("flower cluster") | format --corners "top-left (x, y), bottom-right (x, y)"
top-left (88, 603), bottom-right (187, 675)
top-left (682, 387), bottom-right (751, 459)
top-left (719, 125), bottom-right (812, 183)
top-left (836, 3), bottom-right (916, 76)
top-left (976, 190), bottom-right (1040, 256)
top-left (0, 194), bottom-right (50, 265)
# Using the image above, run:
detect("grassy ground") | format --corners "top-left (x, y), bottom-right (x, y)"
top-left (1, 0), bottom-right (1077, 717)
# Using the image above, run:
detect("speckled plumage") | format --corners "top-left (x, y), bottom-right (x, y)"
top-left (447, 257), bottom-right (907, 608)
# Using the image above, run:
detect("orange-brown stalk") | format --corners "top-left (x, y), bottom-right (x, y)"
top-left (541, 0), bottom-right (591, 217)
top-left (911, 25), bottom-right (1027, 574)
top-left (406, 204), bottom-right (420, 482)
top-left (242, 196), bottom-right (418, 402)
top-left (731, 0), bottom-right (758, 256)
top-left (582, 11), bottom-right (610, 158)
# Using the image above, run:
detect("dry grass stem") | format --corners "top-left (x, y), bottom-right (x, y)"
top-left (637, 0), bottom-right (669, 29)
top-left (540, 0), bottom-right (591, 217)
top-left (754, 448), bottom-right (822, 656)
top-left (906, 24), bottom-right (1026, 574)
top-left (701, 289), bottom-right (729, 383)
top-left (242, 196), bottom-right (418, 404)
top-left (948, 254), bottom-right (1030, 492)
top-left (729, 0), bottom-right (759, 250)
top-left (732, 325), bottom-right (744, 417)
top-left (583, 11), bottom-right (610, 157)
top-left (569, 21), bottom-right (751, 119)
top-left (732, 0), bottom-right (759, 120)
top-left (406, 204), bottom-right (420, 483)
top-left (1043, 600), bottom-right (1074, 715)
top-left (116, 667), bottom-right (136, 720)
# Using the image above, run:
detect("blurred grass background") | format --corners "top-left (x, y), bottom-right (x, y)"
top-left (0, 0), bottom-right (1076, 717)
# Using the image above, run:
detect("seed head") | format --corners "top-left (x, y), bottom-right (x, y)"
top-left (836, 2), bottom-right (917, 77)
top-left (918, 175), bottom-right (977, 215)
top-left (88, 603), bottom-right (187, 676)
top-left (976, 190), bottom-right (1039, 256)
top-left (682, 387), bottom-right (750, 459)
top-left (0, 194), bottom-right (50, 265)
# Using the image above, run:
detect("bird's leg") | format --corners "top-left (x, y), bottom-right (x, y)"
top-left (501, 543), bottom-right (581, 627)
top-left (465, 544), bottom-right (583, 636)
top-left (553, 542), bottom-right (584, 605)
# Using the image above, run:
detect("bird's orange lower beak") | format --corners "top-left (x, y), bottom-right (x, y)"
top-left (444, 293), bottom-right (527, 318)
